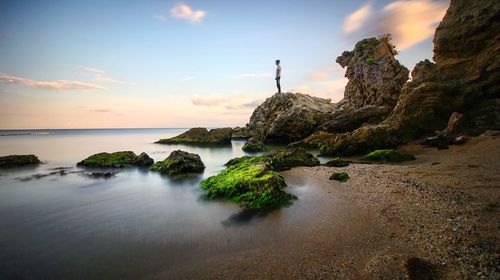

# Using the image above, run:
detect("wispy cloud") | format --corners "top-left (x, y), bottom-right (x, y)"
top-left (234, 72), bottom-right (272, 79)
top-left (153, 14), bottom-right (167, 22)
top-left (343, 2), bottom-right (372, 35)
top-left (81, 67), bottom-right (135, 85)
top-left (180, 76), bottom-right (195, 81)
top-left (0, 72), bottom-right (106, 91)
top-left (171, 3), bottom-right (206, 23)
top-left (91, 109), bottom-right (112, 113)
top-left (81, 67), bottom-right (105, 74)
top-left (192, 96), bottom-right (225, 106)
top-left (342, 0), bottom-right (449, 50)
top-left (308, 65), bottom-right (345, 81)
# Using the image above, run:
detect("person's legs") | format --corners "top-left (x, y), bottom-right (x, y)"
top-left (276, 78), bottom-right (281, 93)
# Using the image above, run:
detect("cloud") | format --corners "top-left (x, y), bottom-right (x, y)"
top-left (81, 67), bottom-right (105, 74)
top-left (171, 3), bottom-right (206, 23)
top-left (192, 96), bottom-right (225, 106)
top-left (154, 15), bottom-right (167, 22)
top-left (343, 2), bottom-right (372, 35)
top-left (342, 0), bottom-right (449, 50)
top-left (308, 65), bottom-right (345, 81)
top-left (0, 72), bottom-right (106, 91)
top-left (181, 76), bottom-right (195, 81)
top-left (234, 73), bottom-right (273, 78)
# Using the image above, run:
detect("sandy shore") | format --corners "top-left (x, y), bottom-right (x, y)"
top-left (153, 135), bottom-right (499, 279)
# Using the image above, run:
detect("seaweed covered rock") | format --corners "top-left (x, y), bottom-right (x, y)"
top-left (242, 138), bottom-right (266, 153)
top-left (77, 151), bottom-right (154, 168)
top-left (329, 172), bottom-right (349, 182)
top-left (150, 150), bottom-right (205, 175)
top-left (318, 0), bottom-right (500, 155)
top-left (200, 156), bottom-right (294, 209)
top-left (362, 149), bottom-right (415, 163)
top-left (0, 155), bottom-right (41, 168)
top-left (266, 147), bottom-right (320, 171)
top-left (156, 127), bottom-right (233, 145)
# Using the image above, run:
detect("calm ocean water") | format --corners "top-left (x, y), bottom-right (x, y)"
top-left (0, 128), bottom-right (335, 279)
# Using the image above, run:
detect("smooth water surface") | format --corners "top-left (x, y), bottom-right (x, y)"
top-left (0, 129), bottom-right (339, 279)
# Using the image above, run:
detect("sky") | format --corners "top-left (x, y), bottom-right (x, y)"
top-left (0, 0), bottom-right (450, 129)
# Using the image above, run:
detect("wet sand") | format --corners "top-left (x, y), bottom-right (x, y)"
top-left (152, 135), bottom-right (499, 279)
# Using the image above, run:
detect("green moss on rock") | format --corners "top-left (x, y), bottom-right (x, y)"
top-left (362, 149), bottom-right (416, 163)
top-left (77, 151), bottom-right (153, 168)
top-left (150, 150), bottom-right (205, 175)
top-left (329, 172), bottom-right (350, 182)
top-left (0, 155), bottom-right (41, 168)
top-left (201, 157), bottom-right (295, 209)
top-left (324, 157), bottom-right (350, 167)
top-left (156, 127), bottom-right (233, 145)
top-left (242, 138), bottom-right (266, 152)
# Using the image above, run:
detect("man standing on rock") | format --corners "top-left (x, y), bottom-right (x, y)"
top-left (275, 60), bottom-right (281, 93)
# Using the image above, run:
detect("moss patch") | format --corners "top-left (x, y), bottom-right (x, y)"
top-left (201, 157), bottom-right (295, 209)
top-left (362, 149), bottom-right (416, 163)
top-left (329, 172), bottom-right (350, 182)
top-left (0, 155), bottom-right (41, 168)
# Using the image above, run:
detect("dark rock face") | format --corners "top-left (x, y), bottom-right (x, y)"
top-left (77, 151), bottom-right (154, 168)
top-left (247, 92), bottom-right (336, 143)
top-left (156, 127), bottom-right (233, 145)
top-left (232, 126), bottom-right (250, 139)
top-left (318, 105), bottom-right (391, 134)
top-left (150, 150), bottom-right (205, 175)
top-left (266, 147), bottom-right (320, 171)
top-left (0, 155), bottom-right (41, 168)
top-left (319, 0), bottom-right (500, 155)
top-left (336, 37), bottom-right (409, 109)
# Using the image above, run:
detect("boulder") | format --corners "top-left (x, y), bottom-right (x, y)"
top-left (265, 147), bottom-right (320, 171)
top-left (156, 127), bottom-right (233, 145)
top-left (247, 92), bottom-right (336, 143)
top-left (242, 138), bottom-right (266, 153)
top-left (318, 0), bottom-right (500, 155)
top-left (232, 126), bottom-right (250, 139)
top-left (324, 157), bottom-right (350, 167)
top-left (200, 156), bottom-right (295, 209)
top-left (77, 151), bottom-right (154, 168)
top-left (150, 150), bottom-right (205, 175)
top-left (317, 105), bottom-right (391, 134)
top-left (329, 172), bottom-right (349, 182)
top-left (0, 155), bottom-right (41, 168)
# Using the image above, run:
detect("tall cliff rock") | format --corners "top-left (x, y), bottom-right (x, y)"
top-left (317, 0), bottom-right (500, 156)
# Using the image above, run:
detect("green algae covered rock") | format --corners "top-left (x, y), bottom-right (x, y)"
top-left (150, 150), bottom-right (205, 175)
top-left (266, 147), bottom-right (320, 171)
top-left (362, 149), bottom-right (415, 163)
top-left (156, 127), bottom-right (233, 145)
top-left (0, 155), bottom-right (41, 168)
top-left (201, 156), bottom-right (295, 209)
top-left (329, 172), bottom-right (350, 182)
top-left (77, 151), bottom-right (154, 168)
top-left (242, 138), bottom-right (266, 152)
top-left (324, 157), bottom-right (350, 167)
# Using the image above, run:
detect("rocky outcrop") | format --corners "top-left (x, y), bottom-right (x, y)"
top-left (336, 36), bottom-right (409, 109)
top-left (232, 126), bottom-right (250, 139)
top-left (318, 105), bottom-right (391, 134)
top-left (77, 151), bottom-right (154, 168)
top-left (265, 147), bottom-right (320, 171)
top-left (156, 127), bottom-right (233, 145)
top-left (318, 0), bottom-right (500, 155)
top-left (242, 138), bottom-right (266, 152)
top-left (0, 155), bottom-right (41, 168)
top-left (150, 150), bottom-right (205, 175)
top-left (247, 92), bottom-right (336, 144)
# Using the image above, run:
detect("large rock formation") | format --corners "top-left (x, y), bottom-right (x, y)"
top-left (77, 151), bottom-right (154, 168)
top-left (316, 0), bottom-right (500, 155)
top-left (247, 92), bottom-right (336, 143)
top-left (156, 127), bottom-right (233, 145)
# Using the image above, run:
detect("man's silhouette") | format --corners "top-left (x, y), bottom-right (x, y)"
top-left (275, 60), bottom-right (281, 93)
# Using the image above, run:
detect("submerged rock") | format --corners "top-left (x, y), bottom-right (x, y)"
top-left (329, 172), bottom-right (349, 182)
top-left (200, 156), bottom-right (295, 209)
top-left (150, 150), bottom-right (205, 175)
top-left (0, 155), bottom-right (41, 168)
top-left (156, 127), bottom-right (233, 145)
top-left (265, 147), bottom-right (320, 171)
top-left (77, 151), bottom-right (154, 168)
top-left (242, 138), bottom-right (266, 153)
top-left (362, 149), bottom-right (415, 163)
